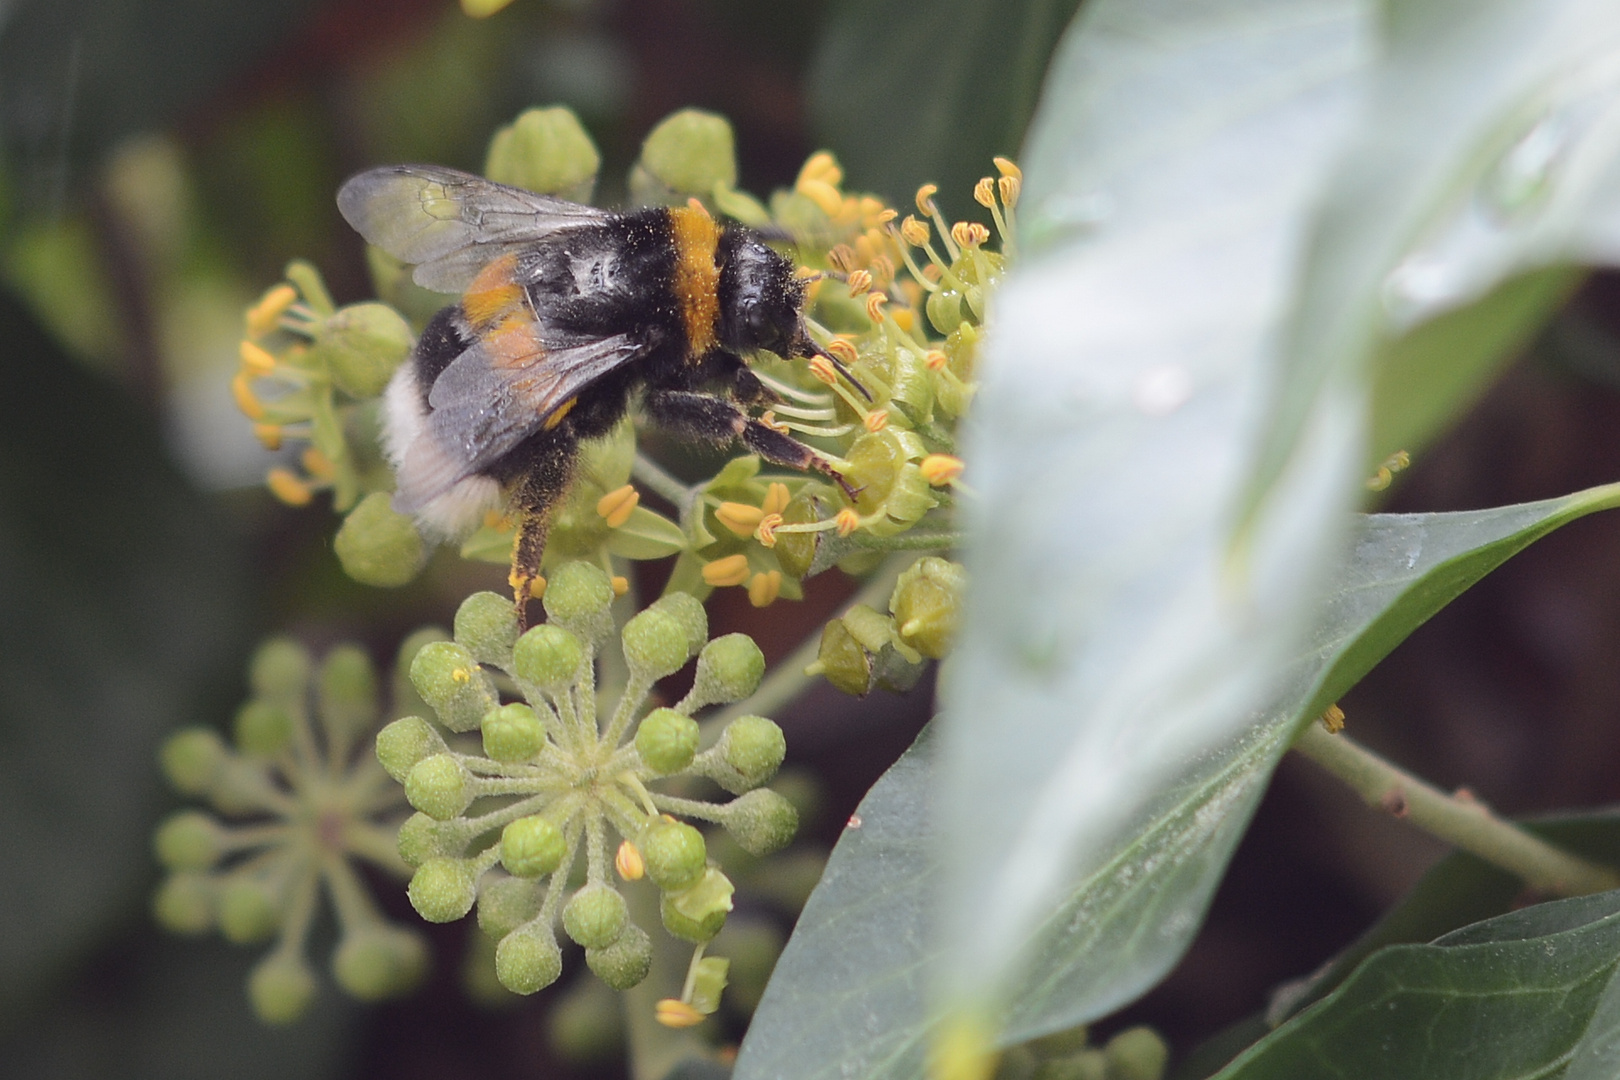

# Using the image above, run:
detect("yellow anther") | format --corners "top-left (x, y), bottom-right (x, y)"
top-left (915, 183), bottom-right (939, 216)
top-left (992, 156), bottom-right (1022, 181)
top-left (875, 207), bottom-right (898, 224)
top-left (846, 269), bottom-right (873, 296)
top-left (826, 338), bottom-right (859, 366)
top-left (827, 244), bottom-right (858, 273)
top-left (868, 254), bottom-right (896, 286)
top-left (716, 501), bottom-right (766, 537)
top-left (755, 512), bottom-right (784, 548)
top-left (759, 409), bottom-right (790, 434)
top-left (251, 423), bottom-right (283, 451)
top-left (951, 221), bottom-right (990, 249)
top-left (799, 178), bottom-right (845, 218)
top-left (1321, 703), bottom-right (1346, 733)
top-left (797, 150), bottom-right (842, 188)
top-left (231, 371), bottom-right (266, 420)
top-left (301, 447), bottom-right (336, 480)
top-left (998, 174), bottom-right (1022, 210)
top-left (702, 554), bottom-right (751, 588)
top-left (925, 349), bottom-right (949, 371)
top-left (596, 484), bottom-right (640, 528)
top-left (611, 575), bottom-right (630, 596)
top-left (655, 998), bottom-right (708, 1029)
top-left (616, 840), bottom-right (645, 881)
top-left (865, 292), bottom-right (887, 323)
top-left (245, 283), bottom-right (298, 339)
top-left (920, 454), bottom-right (964, 486)
top-left (973, 177), bottom-right (997, 208)
top-left (891, 307), bottom-right (915, 333)
top-left (899, 215), bottom-right (930, 246)
top-left (239, 339), bottom-right (277, 375)
top-left (834, 508), bottom-right (860, 537)
top-left (864, 409), bottom-right (889, 433)
top-left (265, 467), bottom-right (312, 506)
top-left (761, 481), bottom-right (790, 517)
top-left (808, 355), bottom-right (839, 386)
top-left (747, 570), bottom-right (783, 608)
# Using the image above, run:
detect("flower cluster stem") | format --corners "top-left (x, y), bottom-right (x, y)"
top-left (1293, 722), bottom-right (1620, 896)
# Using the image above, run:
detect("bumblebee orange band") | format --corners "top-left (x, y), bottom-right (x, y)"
top-left (668, 206), bottom-right (722, 356)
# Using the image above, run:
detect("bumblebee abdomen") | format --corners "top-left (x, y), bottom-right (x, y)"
top-left (666, 204), bottom-right (722, 356)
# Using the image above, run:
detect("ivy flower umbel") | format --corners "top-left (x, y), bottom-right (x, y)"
top-left (377, 561), bottom-right (798, 1023)
top-left (153, 637), bottom-right (427, 1023)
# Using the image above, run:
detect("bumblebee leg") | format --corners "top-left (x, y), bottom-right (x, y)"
top-left (643, 389), bottom-right (855, 498)
top-left (507, 441), bottom-right (579, 630)
top-left (730, 365), bottom-right (781, 408)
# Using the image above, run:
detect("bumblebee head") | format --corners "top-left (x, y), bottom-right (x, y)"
top-left (718, 230), bottom-right (809, 358)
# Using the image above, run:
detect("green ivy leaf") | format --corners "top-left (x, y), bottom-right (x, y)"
top-left (604, 506), bottom-right (688, 560)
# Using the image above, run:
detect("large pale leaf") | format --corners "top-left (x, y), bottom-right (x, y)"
top-left (934, 0), bottom-right (1374, 1037)
top-left (737, 485), bottom-right (1620, 1079)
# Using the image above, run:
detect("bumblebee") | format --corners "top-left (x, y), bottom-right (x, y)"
top-left (337, 164), bottom-right (857, 620)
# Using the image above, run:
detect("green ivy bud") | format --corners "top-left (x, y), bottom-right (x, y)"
top-left (649, 591), bottom-right (707, 657)
top-left (397, 811), bottom-right (464, 868)
top-left (660, 867), bottom-right (733, 943)
top-left (542, 561), bottom-right (615, 637)
top-left (501, 815), bottom-right (567, 878)
top-left (248, 951), bottom-right (318, 1025)
top-left (153, 810), bottom-right (225, 870)
top-left (1103, 1027), bottom-right (1169, 1080)
top-left (688, 955), bottom-right (730, 1015)
top-left (635, 708), bottom-right (699, 775)
top-left (621, 607), bottom-right (690, 680)
top-left (712, 919), bottom-right (783, 1015)
top-left (317, 644), bottom-right (379, 746)
top-left (690, 633), bottom-right (765, 705)
top-left (409, 640), bottom-right (496, 732)
top-left (219, 878), bottom-right (281, 943)
top-left (485, 106), bottom-right (601, 201)
top-left (233, 699), bottom-right (293, 757)
top-left (562, 883), bottom-right (629, 949)
top-left (640, 820), bottom-right (707, 892)
top-left (392, 627), bottom-right (449, 718)
top-left (332, 925), bottom-right (428, 1000)
top-left (250, 636), bottom-right (311, 702)
top-left (375, 716), bottom-right (444, 782)
top-left (335, 492), bottom-right (427, 588)
top-left (843, 432), bottom-right (904, 515)
top-left (890, 556), bottom-right (967, 660)
top-left (455, 590), bottom-right (521, 666)
top-left (160, 727), bottom-right (227, 795)
top-left (630, 109), bottom-right (737, 203)
top-left (868, 463), bottom-right (936, 534)
top-left (482, 703), bottom-right (545, 763)
top-left (511, 624), bottom-right (584, 690)
top-left (495, 921), bottom-right (563, 995)
top-left (152, 871), bottom-right (215, 934)
top-left (477, 874), bottom-right (544, 938)
top-left (570, 928), bottom-right (646, 999)
top-left (312, 302), bottom-right (413, 398)
top-left (405, 754), bottom-right (473, 820)
top-left (720, 788), bottom-right (798, 856)
top-left (408, 857), bottom-right (479, 923)
top-left (720, 715), bottom-right (786, 788)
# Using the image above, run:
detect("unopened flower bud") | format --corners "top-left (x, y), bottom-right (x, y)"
top-left (511, 623), bottom-right (584, 690)
top-left (501, 815), bottom-right (566, 878)
top-left (482, 703), bottom-right (545, 763)
top-left (311, 302), bottom-right (413, 398)
top-left (542, 561), bottom-right (615, 639)
top-left (640, 820), bottom-right (707, 891)
top-left (890, 557), bottom-right (966, 660)
top-left (454, 590), bottom-right (521, 666)
top-left (396, 812), bottom-right (465, 867)
top-left (484, 106), bottom-right (601, 201)
top-left (477, 875), bottom-right (544, 938)
top-left (153, 810), bottom-right (226, 870)
top-left (621, 607), bottom-right (690, 680)
top-left (410, 641), bottom-right (496, 732)
top-left (690, 633), bottom-right (765, 706)
top-left (636, 708), bottom-right (700, 774)
top-left (495, 921), bottom-right (563, 994)
top-left (317, 644), bottom-right (379, 746)
top-left (234, 699), bottom-right (293, 757)
top-left (408, 857), bottom-right (479, 923)
top-left (375, 716), bottom-right (444, 782)
top-left (563, 883), bottom-right (629, 949)
top-left (586, 921), bottom-right (653, 990)
top-left (335, 492), bottom-right (427, 588)
top-left (153, 871), bottom-right (215, 935)
top-left (219, 878), bottom-right (282, 943)
top-left (332, 925), bottom-right (428, 1000)
top-left (631, 109), bottom-right (737, 202)
top-left (1104, 1027), bottom-right (1169, 1080)
top-left (648, 591), bottom-right (707, 657)
top-left (160, 727), bottom-right (228, 795)
top-left (721, 788), bottom-right (799, 856)
top-left (248, 951), bottom-right (317, 1025)
top-left (405, 754), bottom-right (473, 820)
top-left (250, 637), bottom-right (311, 702)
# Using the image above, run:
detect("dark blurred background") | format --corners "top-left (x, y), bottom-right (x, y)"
top-left (4, 0), bottom-right (1620, 1077)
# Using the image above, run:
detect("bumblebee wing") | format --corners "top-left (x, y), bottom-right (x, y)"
top-left (394, 329), bottom-right (642, 512)
top-left (337, 164), bottom-right (609, 293)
